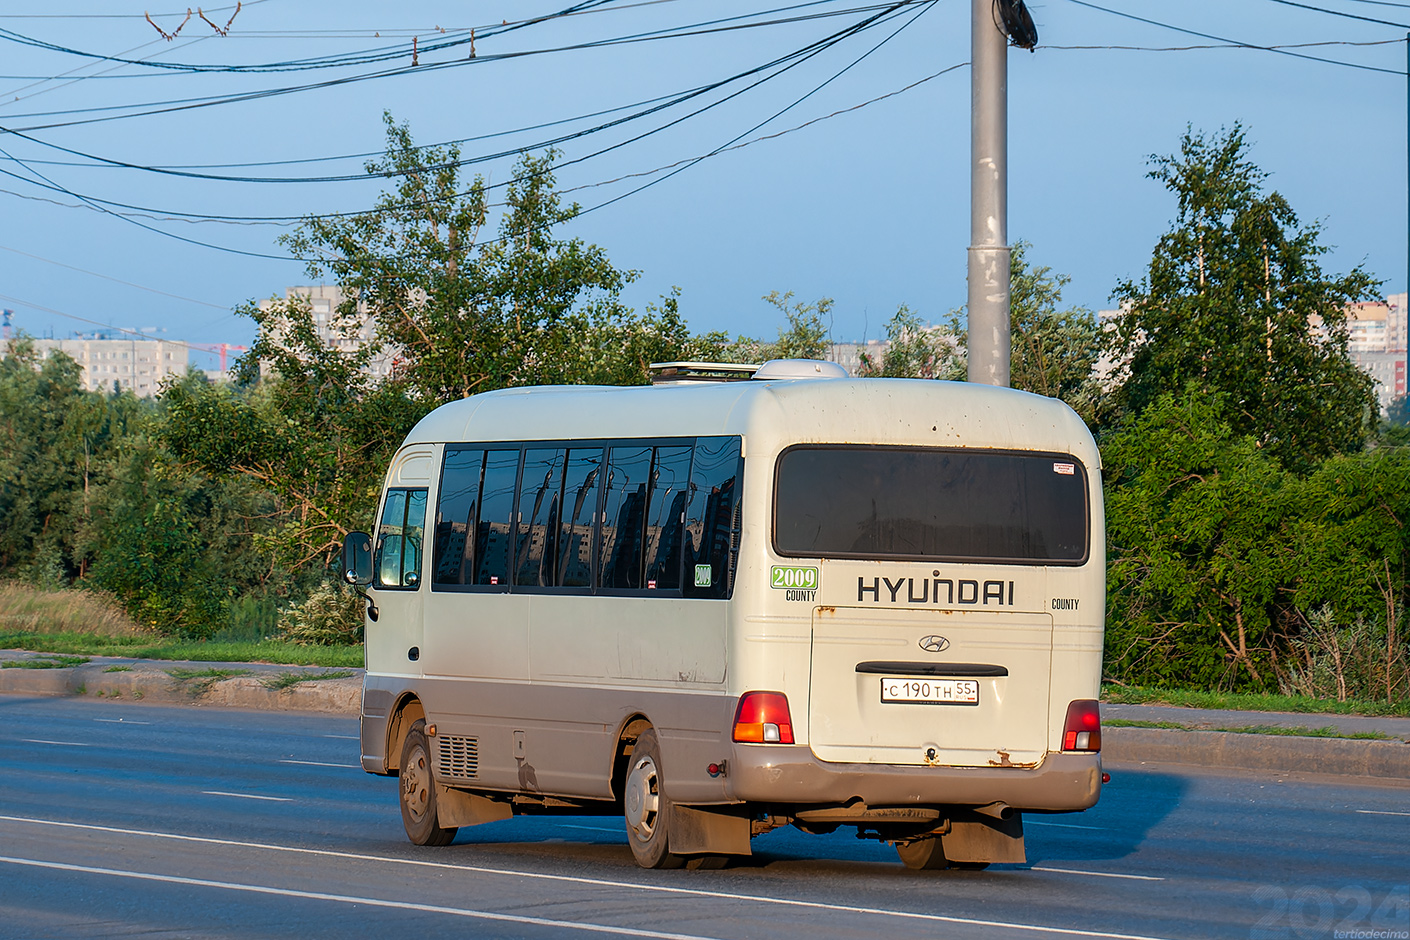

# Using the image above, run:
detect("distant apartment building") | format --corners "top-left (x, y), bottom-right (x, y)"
top-left (826, 340), bottom-right (888, 375)
top-left (257, 285), bottom-right (396, 380)
top-left (31, 333), bottom-right (188, 396)
top-left (1347, 293), bottom-right (1407, 411)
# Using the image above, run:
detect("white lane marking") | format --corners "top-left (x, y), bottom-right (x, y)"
top-left (561, 825), bottom-right (624, 834)
top-left (0, 855), bottom-right (717, 940)
top-left (1032, 867), bottom-right (1164, 882)
top-left (1026, 821), bottom-right (1106, 831)
top-left (201, 791), bottom-right (293, 803)
top-left (94, 718), bottom-right (151, 725)
top-left (21, 739), bottom-right (92, 747)
top-left (0, 814), bottom-right (1180, 940)
top-left (279, 759), bottom-right (359, 769)
top-left (321, 734), bottom-right (358, 740)
top-left (1356, 809), bottom-right (1410, 817)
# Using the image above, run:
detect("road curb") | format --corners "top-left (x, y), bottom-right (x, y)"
top-left (0, 661), bottom-right (361, 714)
top-left (1103, 726), bottom-right (1410, 780)
top-left (6, 658), bottom-right (1409, 778)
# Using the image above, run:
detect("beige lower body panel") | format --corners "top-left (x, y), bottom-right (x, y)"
top-left (726, 745), bottom-right (1101, 812)
top-left (360, 674), bottom-right (735, 805)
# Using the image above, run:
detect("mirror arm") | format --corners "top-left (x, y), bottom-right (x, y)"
top-left (351, 583), bottom-right (379, 621)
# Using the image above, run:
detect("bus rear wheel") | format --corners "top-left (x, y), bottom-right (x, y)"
top-left (400, 719), bottom-right (458, 847)
top-left (623, 729), bottom-right (685, 869)
top-left (896, 837), bottom-right (991, 871)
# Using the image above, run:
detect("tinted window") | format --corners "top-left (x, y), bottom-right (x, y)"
top-left (433, 448), bottom-right (484, 586)
top-left (682, 437), bottom-right (743, 598)
top-left (599, 445), bottom-right (653, 590)
top-left (375, 488), bottom-right (427, 589)
top-left (516, 448), bottom-right (566, 587)
top-left (774, 447), bottom-right (1087, 563)
top-left (474, 449), bottom-right (520, 587)
top-left (557, 448), bottom-right (602, 588)
top-left (643, 446), bottom-right (692, 591)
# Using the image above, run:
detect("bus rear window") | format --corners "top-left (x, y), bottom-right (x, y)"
top-left (773, 446), bottom-right (1088, 564)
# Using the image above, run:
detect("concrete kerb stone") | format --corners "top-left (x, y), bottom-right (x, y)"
top-left (1103, 726), bottom-right (1410, 781)
top-left (0, 652), bottom-right (362, 714)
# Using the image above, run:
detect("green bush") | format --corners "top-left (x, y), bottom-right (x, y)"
top-left (274, 582), bottom-right (365, 646)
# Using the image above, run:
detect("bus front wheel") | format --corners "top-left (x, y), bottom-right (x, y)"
top-left (399, 719), bottom-right (458, 847)
top-left (623, 729), bottom-right (685, 869)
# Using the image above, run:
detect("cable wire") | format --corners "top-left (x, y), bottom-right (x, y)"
top-left (1063, 0), bottom-right (1406, 75)
top-left (1260, 0), bottom-right (1409, 27)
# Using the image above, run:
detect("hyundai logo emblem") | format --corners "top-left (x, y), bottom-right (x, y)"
top-left (918, 635), bottom-right (950, 653)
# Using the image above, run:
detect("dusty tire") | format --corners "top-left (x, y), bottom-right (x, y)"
top-left (623, 729), bottom-right (685, 869)
top-left (896, 836), bottom-right (949, 870)
top-left (400, 719), bottom-right (458, 847)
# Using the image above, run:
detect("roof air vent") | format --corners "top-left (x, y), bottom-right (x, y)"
top-left (751, 359), bottom-right (849, 381)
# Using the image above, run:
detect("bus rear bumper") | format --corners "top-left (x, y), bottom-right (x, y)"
top-left (725, 747), bottom-right (1102, 812)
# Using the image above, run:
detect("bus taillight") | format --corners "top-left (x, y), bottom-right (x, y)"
top-left (732, 692), bottom-right (794, 744)
top-left (1062, 700), bottom-right (1101, 752)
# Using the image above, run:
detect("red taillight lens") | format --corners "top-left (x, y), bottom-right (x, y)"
top-left (732, 691), bottom-right (794, 744)
top-left (1062, 699), bottom-right (1102, 752)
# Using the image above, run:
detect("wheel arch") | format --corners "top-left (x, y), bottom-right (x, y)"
top-left (386, 694), bottom-right (426, 773)
top-left (610, 713), bottom-right (652, 803)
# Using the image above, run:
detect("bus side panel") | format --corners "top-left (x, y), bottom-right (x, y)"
top-left (529, 596), bottom-right (727, 684)
top-left (402, 677), bottom-right (735, 804)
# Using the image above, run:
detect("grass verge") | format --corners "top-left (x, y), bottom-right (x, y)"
top-left (1105, 718), bottom-right (1396, 741)
top-left (166, 666), bottom-right (252, 696)
top-left (1100, 685), bottom-right (1410, 718)
top-left (0, 632), bottom-right (362, 668)
top-left (2, 655), bottom-right (90, 669)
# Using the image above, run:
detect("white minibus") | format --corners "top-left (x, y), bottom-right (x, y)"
top-left (342, 359), bottom-right (1106, 870)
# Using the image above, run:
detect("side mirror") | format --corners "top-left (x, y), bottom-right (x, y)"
top-left (342, 531), bottom-right (373, 586)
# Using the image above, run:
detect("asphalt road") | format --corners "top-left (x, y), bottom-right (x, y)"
top-left (0, 695), bottom-right (1406, 940)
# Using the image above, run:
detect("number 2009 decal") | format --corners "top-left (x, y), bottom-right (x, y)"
top-left (771, 566), bottom-right (818, 590)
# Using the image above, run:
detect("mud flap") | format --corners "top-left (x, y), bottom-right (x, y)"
top-left (436, 785), bottom-right (513, 829)
top-left (940, 810), bottom-right (1025, 864)
top-left (670, 805), bottom-right (752, 856)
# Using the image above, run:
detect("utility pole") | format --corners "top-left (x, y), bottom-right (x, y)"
top-left (967, 0), bottom-right (1011, 387)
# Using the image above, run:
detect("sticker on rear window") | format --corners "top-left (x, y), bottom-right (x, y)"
top-left (1053, 462), bottom-right (1076, 475)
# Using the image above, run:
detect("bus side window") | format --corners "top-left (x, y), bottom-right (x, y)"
top-left (557, 448), bottom-right (602, 589)
top-left (433, 448), bottom-right (484, 586)
top-left (598, 445), bottom-right (653, 590)
top-left (643, 445), bottom-right (692, 591)
top-left (374, 488), bottom-right (427, 589)
top-left (516, 448), bottom-right (566, 588)
top-left (474, 449), bottom-right (521, 588)
top-left (682, 437), bottom-right (743, 599)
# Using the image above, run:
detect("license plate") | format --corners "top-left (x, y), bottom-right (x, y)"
top-left (880, 677), bottom-right (980, 706)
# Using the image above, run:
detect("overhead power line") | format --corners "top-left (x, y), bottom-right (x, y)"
top-left (1260, 0), bottom-right (1410, 27)
top-left (0, 244), bottom-right (229, 309)
top-left (0, 2), bottom-right (929, 135)
top-left (1, 1), bottom-right (920, 203)
top-left (1063, 0), bottom-right (1406, 75)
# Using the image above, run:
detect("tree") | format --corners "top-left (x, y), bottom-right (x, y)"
top-left (0, 340), bottom-right (144, 584)
top-left (856, 305), bottom-right (962, 379)
top-left (1103, 388), bottom-right (1289, 689)
top-left (1107, 125), bottom-right (1378, 469)
top-left (859, 242), bottom-right (1101, 422)
top-left (280, 114), bottom-right (641, 402)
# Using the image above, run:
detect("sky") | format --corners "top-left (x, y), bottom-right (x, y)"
top-left (0, 0), bottom-right (1405, 372)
